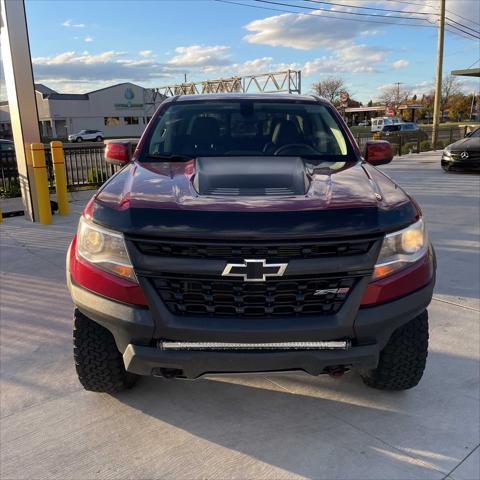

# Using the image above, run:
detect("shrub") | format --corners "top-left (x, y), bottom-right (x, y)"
top-left (402, 143), bottom-right (416, 155)
top-left (434, 140), bottom-right (445, 150)
top-left (0, 178), bottom-right (21, 199)
top-left (87, 168), bottom-right (103, 184)
top-left (419, 140), bottom-right (431, 152)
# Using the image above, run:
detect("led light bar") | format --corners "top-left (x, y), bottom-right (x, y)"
top-left (159, 341), bottom-right (350, 351)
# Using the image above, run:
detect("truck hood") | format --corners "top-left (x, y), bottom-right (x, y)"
top-left (92, 158), bottom-right (418, 239)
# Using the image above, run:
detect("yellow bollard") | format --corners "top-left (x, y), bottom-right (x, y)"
top-left (30, 143), bottom-right (52, 224)
top-left (50, 141), bottom-right (69, 215)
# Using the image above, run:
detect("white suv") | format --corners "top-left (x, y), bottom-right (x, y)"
top-left (68, 130), bottom-right (104, 143)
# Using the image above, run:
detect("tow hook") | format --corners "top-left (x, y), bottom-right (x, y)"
top-left (326, 366), bottom-right (349, 378)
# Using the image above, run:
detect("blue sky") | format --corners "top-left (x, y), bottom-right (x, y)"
top-left (23, 0), bottom-right (480, 102)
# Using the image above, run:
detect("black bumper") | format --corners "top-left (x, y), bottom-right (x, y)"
top-left (441, 157), bottom-right (480, 171)
top-left (69, 278), bottom-right (435, 379)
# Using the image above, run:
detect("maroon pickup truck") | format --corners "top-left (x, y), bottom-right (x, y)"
top-left (67, 94), bottom-right (435, 393)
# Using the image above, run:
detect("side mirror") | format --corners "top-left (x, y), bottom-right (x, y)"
top-left (363, 140), bottom-right (393, 166)
top-left (104, 141), bottom-right (133, 166)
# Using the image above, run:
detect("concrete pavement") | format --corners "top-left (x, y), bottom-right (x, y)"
top-left (0, 152), bottom-right (479, 479)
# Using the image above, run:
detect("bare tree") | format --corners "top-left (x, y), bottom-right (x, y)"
top-left (312, 76), bottom-right (347, 104)
top-left (378, 83), bottom-right (410, 108)
top-left (440, 75), bottom-right (462, 115)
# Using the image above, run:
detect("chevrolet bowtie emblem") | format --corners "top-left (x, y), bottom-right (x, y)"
top-left (222, 259), bottom-right (288, 282)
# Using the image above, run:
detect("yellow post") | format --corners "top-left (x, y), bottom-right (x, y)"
top-left (50, 141), bottom-right (69, 215)
top-left (30, 143), bottom-right (52, 224)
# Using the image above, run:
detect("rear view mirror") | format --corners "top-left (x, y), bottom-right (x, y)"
top-left (104, 141), bottom-right (133, 166)
top-left (363, 140), bottom-right (393, 166)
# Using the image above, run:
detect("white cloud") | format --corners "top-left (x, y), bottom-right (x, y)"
top-left (168, 45), bottom-right (231, 67)
top-left (139, 50), bottom-right (153, 57)
top-left (61, 19), bottom-right (85, 28)
top-left (392, 59), bottom-right (409, 70)
top-left (244, 10), bottom-right (381, 50)
top-left (84, 36), bottom-right (94, 43)
top-left (31, 50), bottom-right (183, 92)
top-left (303, 44), bottom-right (390, 75)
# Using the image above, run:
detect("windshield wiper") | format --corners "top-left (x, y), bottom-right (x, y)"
top-left (143, 154), bottom-right (194, 162)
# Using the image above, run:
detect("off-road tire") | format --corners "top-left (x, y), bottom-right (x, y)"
top-left (73, 309), bottom-right (138, 393)
top-left (361, 310), bottom-right (429, 391)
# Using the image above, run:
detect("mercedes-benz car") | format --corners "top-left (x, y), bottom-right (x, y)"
top-left (442, 128), bottom-right (480, 172)
top-left (67, 94), bottom-right (436, 393)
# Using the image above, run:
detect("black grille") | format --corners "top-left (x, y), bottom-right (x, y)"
top-left (133, 239), bottom-right (372, 260)
top-left (152, 275), bottom-right (356, 317)
top-left (450, 151), bottom-right (480, 161)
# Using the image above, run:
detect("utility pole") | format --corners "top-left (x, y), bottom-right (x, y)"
top-left (432, 0), bottom-right (446, 148)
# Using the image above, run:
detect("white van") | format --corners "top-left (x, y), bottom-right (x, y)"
top-left (371, 117), bottom-right (402, 133)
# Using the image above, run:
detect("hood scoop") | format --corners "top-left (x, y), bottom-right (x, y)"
top-left (193, 156), bottom-right (309, 196)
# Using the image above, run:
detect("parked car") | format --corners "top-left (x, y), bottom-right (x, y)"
top-left (358, 119), bottom-right (370, 127)
top-left (371, 116), bottom-right (402, 132)
top-left (67, 94), bottom-right (436, 394)
top-left (441, 128), bottom-right (480, 172)
top-left (381, 123), bottom-right (428, 142)
top-left (68, 129), bottom-right (104, 143)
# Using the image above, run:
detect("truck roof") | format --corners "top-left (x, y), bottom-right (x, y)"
top-left (173, 93), bottom-right (324, 103)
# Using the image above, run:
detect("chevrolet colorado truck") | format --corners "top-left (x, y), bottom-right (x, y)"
top-left (67, 94), bottom-right (436, 393)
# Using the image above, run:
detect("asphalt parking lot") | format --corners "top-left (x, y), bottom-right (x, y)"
top-left (0, 151), bottom-right (479, 480)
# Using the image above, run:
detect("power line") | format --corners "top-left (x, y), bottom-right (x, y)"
top-left (386, 0), bottom-right (480, 29)
top-left (304, 0), bottom-right (480, 37)
top-left (253, 0), bottom-right (432, 22)
top-left (466, 58), bottom-right (480, 69)
top-left (258, 0), bottom-right (479, 39)
top-left (445, 21), bottom-right (480, 40)
top-left (215, 0), bottom-right (436, 28)
top-left (445, 16), bottom-right (480, 36)
top-left (304, 0), bottom-right (435, 17)
top-left (216, 0), bottom-right (479, 39)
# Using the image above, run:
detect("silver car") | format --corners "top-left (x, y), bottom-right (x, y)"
top-left (68, 130), bottom-right (104, 143)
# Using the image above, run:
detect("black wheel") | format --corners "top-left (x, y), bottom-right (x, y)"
top-left (442, 165), bottom-right (450, 172)
top-left (73, 309), bottom-right (138, 393)
top-left (96, 136), bottom-right (103, 142)
top-left (76, 137), bottom-right (83, 143)
top-left (361, 310), bottom-right (429, 391)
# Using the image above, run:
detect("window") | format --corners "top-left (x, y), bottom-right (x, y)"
top-left (145, 100), bottom-right (351, 159)
top-left (104, 117), bottom-right (120, 126)
top-left (124, 116), bottom-right (140, 125)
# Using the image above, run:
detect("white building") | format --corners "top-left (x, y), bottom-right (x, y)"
top-left (0, 82), bottom-right (165, 139)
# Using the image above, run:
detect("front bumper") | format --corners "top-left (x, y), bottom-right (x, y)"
top-left (442, 155), bottom-right (480, 171)
top-left (69, 277), bottom-right (435, 379)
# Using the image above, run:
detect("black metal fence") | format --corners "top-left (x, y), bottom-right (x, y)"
top-left (354, 125), bottom-right (467, 156)
top-left (1, 144), bottom-right (117, 198)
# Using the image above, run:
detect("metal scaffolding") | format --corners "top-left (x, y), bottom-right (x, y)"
top-left (144, 70), bottom-right (302, 115)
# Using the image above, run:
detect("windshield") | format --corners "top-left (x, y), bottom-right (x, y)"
top-left (144, 100), bottom-right (352, 159)
top-left (470, 129), bottom-right (480, 138)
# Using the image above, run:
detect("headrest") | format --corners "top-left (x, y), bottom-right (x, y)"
top-left (190, 116), bottom-right (220, 140)
top-left (272, 120), bottom-right (303, 146)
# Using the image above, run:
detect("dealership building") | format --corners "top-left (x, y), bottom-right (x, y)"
top-left (0, 82), bottom-right (165, 140)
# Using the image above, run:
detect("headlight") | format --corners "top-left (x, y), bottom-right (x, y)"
top-left (76, 216), bottom-right (137, 282)
top-left (372, 218), bottom-right (428, 280)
